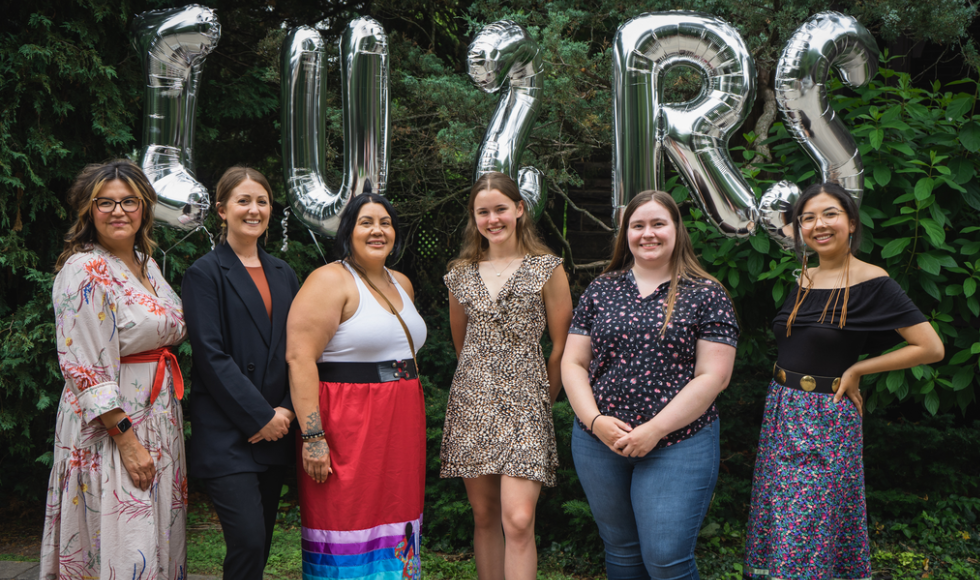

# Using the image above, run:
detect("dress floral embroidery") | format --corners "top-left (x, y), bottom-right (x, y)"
top-left (40, 245), bottom-right (187, 580)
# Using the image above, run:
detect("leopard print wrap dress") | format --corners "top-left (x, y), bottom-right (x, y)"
top-left (440, 254), bottom-right (561, 486)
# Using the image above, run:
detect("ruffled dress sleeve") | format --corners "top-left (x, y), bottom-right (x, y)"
top-left (52, 253), bottom-right (124, 425)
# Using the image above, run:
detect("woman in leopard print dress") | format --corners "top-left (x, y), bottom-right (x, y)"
top-left (441, 172), bottom-right (572, 580)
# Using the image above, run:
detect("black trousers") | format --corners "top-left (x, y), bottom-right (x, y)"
top-left (203, 469), bottom-right (286, 580)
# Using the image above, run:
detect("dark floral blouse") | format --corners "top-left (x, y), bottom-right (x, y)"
top-left (569, 270), bottom-right (739, 448)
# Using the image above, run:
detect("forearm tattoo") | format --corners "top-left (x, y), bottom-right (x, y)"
top-left (303, 409), bottom-right (322, 434)
top-left (303, 410), bottom-right (329, 456)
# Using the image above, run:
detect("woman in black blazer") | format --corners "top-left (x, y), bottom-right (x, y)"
top-left (182, 166), bottom-right (300, 580)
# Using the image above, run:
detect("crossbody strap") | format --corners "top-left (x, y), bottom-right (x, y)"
top-left (348, 260), bottom-right (417, 359)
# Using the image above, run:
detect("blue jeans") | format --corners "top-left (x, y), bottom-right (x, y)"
top-left (572, 420), bottom-right (720, 580)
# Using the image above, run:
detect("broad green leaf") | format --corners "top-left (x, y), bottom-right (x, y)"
top-left (870, 128), bottom-right (884, 150)
top-left (919, 218), bottom-right (946, 247)
top-left (886, 142), bottom-right (915, 156)
top-left (951, 367), bottom-right (974, 391)
top-left (728, 268), bottom-right (740, 288)
top-left (880, 238), bottom-right (911, 258)
top-left (946, 95), bottom-right (975, 119)
top-left (772, 281), bottom-right (785, 304)
top-left (924, 391), bottom-right (940, 415)
top-left (969, 296), bottom-right (980, 318)
top-left (920, 278), bottom-right (941, 300)
top-left (914, 177), bottom-right (934, 201)
top-left (886, 369), bottom-right (904, 392)
top-left (949, 349), bottom-right (974, 365)
top-left (965, 277), bottom-right (977, 298)
top-left (960, 121), bottom-right (980, 153)
top-left (873, 165), bottom-right (891, 187)
top-left (950, 157), bottom-right (977, 184)
top-left (916, 253), bottom-right (941, 275)
top-left (749, 233), bottom-right (770, 254)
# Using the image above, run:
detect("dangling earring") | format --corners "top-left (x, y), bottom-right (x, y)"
top-left (220, 221), bottom-right (226, 229)
top-left (786, 252), bottom-right (811, 337)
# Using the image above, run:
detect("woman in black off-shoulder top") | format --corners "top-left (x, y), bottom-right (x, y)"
top-left (744, 182), bottom-right (944, 580)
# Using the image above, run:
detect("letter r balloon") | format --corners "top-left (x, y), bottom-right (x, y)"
top-left (612, 12), bottom-right (758, 235)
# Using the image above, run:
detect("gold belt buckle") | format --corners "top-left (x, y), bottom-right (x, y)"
top-left (773, 364), bottom-right (787, 385)
top-left (800, 375), bottom-right (816, 391)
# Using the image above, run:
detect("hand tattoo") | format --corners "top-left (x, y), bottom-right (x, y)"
top-left (306, 439), bottom-right (329, 459)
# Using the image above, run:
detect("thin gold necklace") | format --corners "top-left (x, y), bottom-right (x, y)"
top-left (487, 256), bottom-right (518, 277)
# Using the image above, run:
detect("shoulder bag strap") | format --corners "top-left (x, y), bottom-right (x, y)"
top-left (349, 262), bottom-right (417, 360)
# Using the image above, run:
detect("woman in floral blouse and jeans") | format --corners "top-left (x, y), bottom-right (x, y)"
top-left (561, 190), bottom-right (738, 580)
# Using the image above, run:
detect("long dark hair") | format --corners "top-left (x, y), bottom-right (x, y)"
top-left (785, 182), bottom-right (862, 334)
top-left (447, 172), bottom-right (552, 270)
top-left (334, 193), bottom-right (405, 264)
top-left (603, 190), bottom-right (726, 336)
top-left (790, 181), bottom-right (862, 259)
top-left (214, 166), bottom-right (274, 244)
top-left (55, 159), bottom-right (158, 276)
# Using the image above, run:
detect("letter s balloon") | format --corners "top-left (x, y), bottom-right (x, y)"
top-left (759, 11), bottom-right (879, 250)
top-left (468, 21), bottom-right (547, 219)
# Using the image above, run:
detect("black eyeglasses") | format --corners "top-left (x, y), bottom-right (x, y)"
top-left (797, 208), bottom-right (842, 230)
top-left (93, 197), bottom-right (142, 213)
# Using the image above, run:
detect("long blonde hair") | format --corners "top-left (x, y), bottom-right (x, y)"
top-left (604, 190), bottom-right (727, 336)
top-left (55, 159), bottom-right (158, 276)
top-left (448, 172), bottom-right (552, 270)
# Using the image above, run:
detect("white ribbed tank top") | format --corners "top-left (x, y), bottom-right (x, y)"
top-left (317, 262), bottom-right (427, 363)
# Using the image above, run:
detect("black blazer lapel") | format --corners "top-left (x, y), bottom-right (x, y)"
top-left (261, 247), bottom-right (291, 361)
top-left (217, 242), bottom-right (272, 346)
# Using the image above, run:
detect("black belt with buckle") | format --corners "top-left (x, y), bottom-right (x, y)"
top-left (773, 363), bottom-right (840, 394)
top-left (317, 359), bottom-right (417, 383)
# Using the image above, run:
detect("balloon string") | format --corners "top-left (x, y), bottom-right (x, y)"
top-left (281, 208), bottom-right (291, 253)
top-left (160, 226), bottom-right (204, 277)
top-left (307, 228), bottom-right (328, 265)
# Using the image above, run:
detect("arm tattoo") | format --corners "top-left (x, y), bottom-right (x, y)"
top-left (303, 410), bottom-right (322, 435)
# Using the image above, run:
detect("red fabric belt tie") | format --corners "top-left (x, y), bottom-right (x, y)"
top-left (120, 347), bottom-right (183, 406)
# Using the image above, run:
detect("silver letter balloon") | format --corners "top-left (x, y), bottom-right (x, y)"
top-left (468, 20), bottom-right (547, 219)
top-left (132, 4), bottom-right (220, 231)
top-left (281, 17), bottom-right (390, 238)
top-left (612, 11), bottom-right (758, 235)
top-left (759, 11), bottom-right (880, 250)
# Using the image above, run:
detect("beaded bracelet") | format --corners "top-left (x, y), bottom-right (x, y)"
top-left (301, 430), bottom-right (325, 442)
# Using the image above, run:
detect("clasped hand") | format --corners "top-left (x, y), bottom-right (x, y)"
top-left (248, 407), bottom-right (294, 444)
top-left (302, 439), bottom-right (333, 483)
top-left (593, 416), bottom-right (663, 458)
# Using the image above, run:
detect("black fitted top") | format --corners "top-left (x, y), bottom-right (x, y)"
top-left (772, 277), bottom-right (927, 377)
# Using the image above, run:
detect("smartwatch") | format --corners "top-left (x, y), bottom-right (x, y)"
top-left (106, 416), bottom-right (133, 437)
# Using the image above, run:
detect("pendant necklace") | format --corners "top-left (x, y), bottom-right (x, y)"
top-left (488, 256), bottom-right (518, 277)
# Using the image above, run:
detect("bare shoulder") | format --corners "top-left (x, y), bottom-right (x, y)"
top-left (850, 260), bottom-right (889, 284)
top-left (301, 262), bottom-right (355, 296)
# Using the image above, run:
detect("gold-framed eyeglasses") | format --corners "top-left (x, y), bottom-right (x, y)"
top-left (797, 209), bottom-right (842, 230)
top-left (94, 197), bottom-right (142, 213)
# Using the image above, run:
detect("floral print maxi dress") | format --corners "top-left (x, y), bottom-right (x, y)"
top-left (40, 245), bottom-right (187, 580)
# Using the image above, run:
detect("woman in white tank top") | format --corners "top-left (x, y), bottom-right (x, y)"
top-left (286, 193), bottom-right (427, 580)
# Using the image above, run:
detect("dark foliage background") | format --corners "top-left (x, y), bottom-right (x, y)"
top-left (2, 0), bottom-right (979, 573)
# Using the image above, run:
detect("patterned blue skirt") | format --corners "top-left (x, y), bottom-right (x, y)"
top-left (744, 381), bottom-right (871, 580)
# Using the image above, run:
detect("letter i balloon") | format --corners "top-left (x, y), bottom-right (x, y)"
top-left (131, 4), bottom-right (220, 231)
